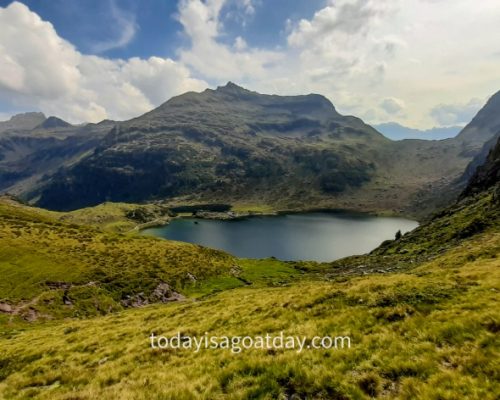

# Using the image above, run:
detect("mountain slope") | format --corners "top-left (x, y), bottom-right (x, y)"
top-left (0, 119), bottom-right (116, 196)
top-left (461, 135), bottom-right (500, 198)
top-left (458, 130), bottom-right (500, 190)
top-left (1, 85), bottom-right (498, 217)
top-left (31, 83), bottom-right (498, 215)
top-left (34, 83), bottom-right (388, 211)
top-left (35, 116), bottom-right (72, 129)
top-left (0, 112), bottom-right (46, 133)
top-left (456, 90), bottom-right (500, 146)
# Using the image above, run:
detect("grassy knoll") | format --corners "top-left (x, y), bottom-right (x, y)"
top-left (182, 258), bottom-right (306, 298)
top-left (0, 195), bottom-right (173, 233)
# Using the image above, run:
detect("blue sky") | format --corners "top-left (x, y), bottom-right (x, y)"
top-left (0, 0), bottom-right (323, 59)
top-left (0, 0), bottom-right (186, 59)
top-left (0, 0), bottom-right (499, 128)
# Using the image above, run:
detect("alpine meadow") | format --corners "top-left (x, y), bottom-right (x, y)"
top-left (0, 1), bottom-right (499, 399)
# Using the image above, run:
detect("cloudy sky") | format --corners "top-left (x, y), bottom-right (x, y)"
top-left (0, 0), bottom-right (499, 128)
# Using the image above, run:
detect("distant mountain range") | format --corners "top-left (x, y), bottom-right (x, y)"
top-left (1, 83), bottom-right (499, 218)
top-left (374, 122), bottom-right (462, 141)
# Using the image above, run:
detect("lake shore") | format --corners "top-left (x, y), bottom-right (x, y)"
top-left (135, 205), bottom-right (418, 232)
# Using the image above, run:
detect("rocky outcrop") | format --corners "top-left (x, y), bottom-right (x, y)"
top-left (121, 282), bottom-right (185, 308)
top-left (461, 135), bottom-right (500, 199)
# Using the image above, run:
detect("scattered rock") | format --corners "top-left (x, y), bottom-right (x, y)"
top-left (23, 307), bottom-right (39, 322)
top-left (45, 281), bottom-right (72, 290)
top-left (121, 282), bottom-right (185, 307)
top-left (0, 302), bottom-right (13, 313)
top-left (62, 291), bottom-right (73, 306)
top-left (150, 282), bottom-right (185, 303)
top-left (230, 265), bottom-right (242, 276)
top-left (98, 357), bottom-right (108, 365)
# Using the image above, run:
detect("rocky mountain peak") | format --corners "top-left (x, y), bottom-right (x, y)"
top-left (36, 116), bottom-right (72, 129)
top-left (216, 81), bottom-right (248, 93)
top-left (0, 112), bottom-right (46, 133)
top-left (457, 90), bottom-right (500, 144)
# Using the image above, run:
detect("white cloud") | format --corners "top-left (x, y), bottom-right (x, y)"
top-left (269, 0), bottom-right (500, 127)
top-left (430, 98), bottom-right (484, 126)
top-left (234, 36), bottom-right (247, 51)
top-left (90, 0), bottom-right (138, 53)
top-left (0, 1), bottom-right (207, 123)
top-left (239, 0), bottom-right (256, 16)
top-left (177, 0), bottom-right (500, 128)
top-left (380, 97), bottom-right (405, 115)
top-left (288, 0), bottom-right (391, 47)
top-left (177, 0), bottom-right (282, 81)
top-left (0, 2), bottom-right (81, 100)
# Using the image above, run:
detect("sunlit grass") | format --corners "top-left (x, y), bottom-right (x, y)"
top-left (0, 231), bottom-right (498, 399)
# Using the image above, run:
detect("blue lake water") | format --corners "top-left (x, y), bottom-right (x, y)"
top-left (143, 212), bottom-right (418, 262)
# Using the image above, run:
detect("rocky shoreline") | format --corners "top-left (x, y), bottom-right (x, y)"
top-left (192, 210), bottom-right (277, 220)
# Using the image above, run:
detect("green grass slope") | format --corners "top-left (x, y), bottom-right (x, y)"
top-left (0, 229), bottom-right (498, 399)
top-left (0, 198), bottom-right (237, 323)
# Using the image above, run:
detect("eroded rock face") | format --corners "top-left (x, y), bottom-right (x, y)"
top-left (121, 282), bottom-right (185, 308)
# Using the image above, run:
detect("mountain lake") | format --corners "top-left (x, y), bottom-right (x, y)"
top-left (142, 212), bottom-right (419, 262)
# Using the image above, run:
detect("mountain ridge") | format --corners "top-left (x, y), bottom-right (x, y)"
top-left (0, 112), bottom-right (46, 133)
top-left (1, 84), bottom-right (499, 218)
top-left (456, 90), bottom-right (500, 144)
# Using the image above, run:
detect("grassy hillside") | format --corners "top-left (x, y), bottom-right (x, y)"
top-left (0, 195), bottom-right (173, 232)
top-left (0, 198), bottom-right (237, 324)
top-left (0, 225), bottom-right (498, 399)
